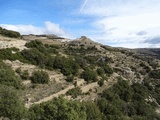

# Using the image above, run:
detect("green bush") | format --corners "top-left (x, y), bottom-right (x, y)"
top-left (0, 27), bottom-right (21, 38)
top-left (99, 79), bottom-right (160, 119)
top-left (20, 70), bottom-right (29, 80)
top-left (31, 71), bottom-right (49, 84)
top-left (103, 65), bottom-right (113, 75)
top-left (97, 68), bottom-right (105, 76)
top-left (0, 85), bottom-right (26, 119)
top-left (84, 102), bottom-right (103, 120)
top-left (81, 69), bottom-right (98, 82)
top-left (66, 87), bottom-right (82, 98)
top-left (21, 41), bottom-right (79, 76)
top-left (66, 75), bottom-right (74, 82)
top-left (149, 69), bottom-right (160, 79)
top-left (0, 62), bottom-right (22, 88)
top-left (28, 97), bottom-right (87, 120)
top-left (98, 79), bottom-right (104, 87)
top-left (0, 48), bottom-right (26, 62)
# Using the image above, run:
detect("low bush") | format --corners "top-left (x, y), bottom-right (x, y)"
top-left (66, 87), bottom-right (82, 98)
top-left (0, 27), bottom-right (21, 38)
top-left (31, 71), bottom-right (49, 84)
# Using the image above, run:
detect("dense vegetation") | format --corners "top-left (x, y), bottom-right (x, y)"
top-left (25, 79), bottom-right (159, 120)
top-left (0, 61), bottom-right (21, 89)
top-left (21, 40), bottom-right (79, 76)
top-left (0, 85), bottom-right (26, 119)
top-left (98, 79), bottom-right (160, 120)
top-left (0, 47), bottom-right (26, 62)
top-left (0, 38), bottom-right (160, 119)
top-left (81, 68), bottom-right (98, 82)
top-left (0, 27), bottom-right (21, 38)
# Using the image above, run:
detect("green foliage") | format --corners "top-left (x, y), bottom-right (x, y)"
top-left (0, 62), bottom-right (22, 88)
top-left (97, 68), bottom-right (105, 76)
top-left (21, 48), bottom-right (47, 66)
top-left (16, 67), bottom-right (29, 80)
top-left (84, 102), bottom-right (103, 120)
top-left (113, 79), bottom-right (133, 102)
top-left (66, 75), bottom-right (74, 82)
top-left (96, 65), bottom-right (113, 77)
top-left (20, 70), bottom-right (29, 80)
top-left (28, 97), bottom-right (87, 120)
top-left (0, 27), bottom-right (21, 38)
top-left (66, 87), bottom-right (82, 98)
top-left (21, 41), bottom-right (79, 76)
top-left (97, 98), bottom-right (108, 113)
top-left (31, 71), bottom-right (49, 84)
top-left (75, 57), bottom-right (87, 69)
top-left (53, 56), bottom-right (79, 76)
top-left (81, 68), bottom-right (98, 82)
top-left (25, 40), bottom-right (59, 54)
top-left (0, 85), bottom-right (26, 119)
top-left (98, 79), bottom-right (104, 87)
top-left (149, 69), bottom-right (160, 79)
top-left (25, 40), bottom-right (43, 48)
top-left (103, 65), bottom-right (113, 75)
top-left (0, 48), bottom-right (26, 62)
top-left (99, 79), bottom-right (159, 119)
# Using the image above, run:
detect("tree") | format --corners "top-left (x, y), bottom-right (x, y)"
top-left (29, 97), bottom-right (87, 120)
top-left (0, 62), bottom-right (21, 88)
top-left (98, 79), bottom-right (104, 87)
top-left (0, 85), bottom-right (26, 119)
top-left (0, 27), bottom-right (21, 38)
top-left (31, 71), bottom-right (49, 84)
top-left (84, 102), bottom-right (103, 120)
top-left (81, 69), bottom-right (98, 82)
top-left (66, 87), bottom-right (82, 98)
top-left (97, 68), bottom-right (105, 76)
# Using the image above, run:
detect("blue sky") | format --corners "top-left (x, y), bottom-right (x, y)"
top-left (1, 0), bottom-right (160, 48)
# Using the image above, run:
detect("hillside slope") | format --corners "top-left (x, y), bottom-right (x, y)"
top-left (0, 30), bottom-right (160, 119)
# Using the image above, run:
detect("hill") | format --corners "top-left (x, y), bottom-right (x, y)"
top-left (0, 30), bottom-right (160, 119)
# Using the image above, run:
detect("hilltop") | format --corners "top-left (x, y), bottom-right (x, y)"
top-left (0, 28), bottom-right (160, 119)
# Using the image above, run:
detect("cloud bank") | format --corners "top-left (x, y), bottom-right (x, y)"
top-left (79, 0), bottom-right (160, 48)
top-left (0, 21), bottom-right (70, 38)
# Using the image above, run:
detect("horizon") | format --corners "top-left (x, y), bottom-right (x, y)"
top-left (0, 0), bottom-right (160, 48)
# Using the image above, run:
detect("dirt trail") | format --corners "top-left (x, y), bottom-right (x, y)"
top-left (26, 85), bottom-right (74, 108)
top-left (81, 82), bottom-right (98, 93)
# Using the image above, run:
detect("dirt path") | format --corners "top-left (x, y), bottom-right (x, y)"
top-left (25, 85), bottom-right (75, 108)
top-left (81, 82), bottom-right (98, 93)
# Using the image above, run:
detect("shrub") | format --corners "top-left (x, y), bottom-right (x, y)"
top-left (149, 69), bottom-right (160, 79)
top-left (98, 79), bottom-right (104, 87)
top-left (0, 85), bottom-right (26, 119)
top-left (0, 27), bottom-right (21, 38)
top-left (97, 68), bottom-right (105, 76)
top-left (20, 70), bottom-right (29, 80)
top-left (0, 48), bottom-right (26, 61)
top-left (31, 71), bottom-right (49, 84)
top-left (28, 97), bottom-right (87, 120)
top-left (0, 62), bottom-right (22, 88)
top-left (103, 65), bottom-right (113, 75)
top-left (66, 87), bottom-right (82, 98)
top-left (81, 69), bottom-right (98, 82)
top-left (66, 75), bottom-right (74, 82)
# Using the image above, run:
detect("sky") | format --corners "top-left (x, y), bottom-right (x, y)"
top-left (0, 0), bottom-right (160, 48)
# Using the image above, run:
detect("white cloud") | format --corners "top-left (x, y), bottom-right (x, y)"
top-left (79, 0), bottom-right (160, 48)
top-left (0, 21), bottom-right (70, 38)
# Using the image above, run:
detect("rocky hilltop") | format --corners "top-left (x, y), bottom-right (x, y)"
top-left (0, 28), bottom-right (160, 119)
